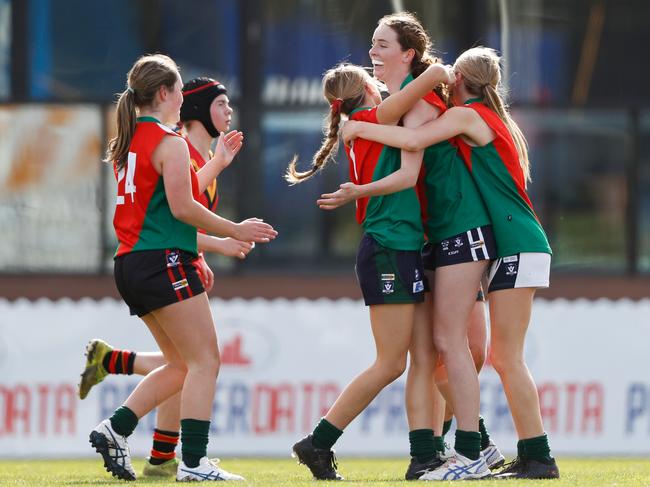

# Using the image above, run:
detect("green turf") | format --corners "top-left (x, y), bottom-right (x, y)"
top-left (0, 457), bottom-right (649, 486)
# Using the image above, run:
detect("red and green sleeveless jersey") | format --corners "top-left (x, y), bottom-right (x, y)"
top-left (455, 101), bottom-right (551, 256)
top-left (113, 117), bottom-right (199, 257)
top-left (400, 75), bottom-right (491, 244)
top-left (345, 106), bottom-right (423, 251)
top-left (187, 139), bottom-right (218, 235)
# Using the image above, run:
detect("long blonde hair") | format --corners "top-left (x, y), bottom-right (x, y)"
top-left (105, 54), bottom-right (180, 170)
top-left (378, 12), bottom-right (449, 106)
top-left (285, 64), bottom-right (370, 184)
top-left (454, 47), bottom-right (530, 182)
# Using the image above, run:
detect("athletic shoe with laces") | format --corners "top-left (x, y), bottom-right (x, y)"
top-left (142, 457), bottom-right (178, 477)
top-left (482, 439), bottom-right (506, 469)
top-left (404, 454), bottom-right (444, 480)
top-left (292, 435), bottom-right (343, 480)
top-left (440, 443), bottom-right (455, 461)
top-left (176, 457), bottom-right (245, 481)
top-left (79, 339), bottom-right (113, 399)
top-left (420, 452), bottom-right (491, 481)
top-left (89, 419), bottom-right (136, 481)
top-left (493, 456), bottom-right (560, 479)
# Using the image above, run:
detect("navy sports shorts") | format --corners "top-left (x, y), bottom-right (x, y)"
top-left (422, 225), bottom-right (496, 270)
top-left (114, 249), bottom-right (204, 317)
top-left (355, 233), bottom-right (425, 306)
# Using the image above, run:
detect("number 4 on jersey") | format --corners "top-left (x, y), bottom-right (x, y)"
top-left (116, 152), bottom-right (137, 205)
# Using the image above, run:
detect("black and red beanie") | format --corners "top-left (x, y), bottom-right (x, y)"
top-left (180, 77), bottom-right (228, 137)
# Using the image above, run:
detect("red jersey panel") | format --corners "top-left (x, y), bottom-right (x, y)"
top-left (187, 140), bottom-right (219, 235)
top-left (345, 107), bottom-right (383, 224)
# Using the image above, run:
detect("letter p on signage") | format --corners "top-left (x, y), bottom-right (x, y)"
top-left (626, 383), bottom-right (647, 434)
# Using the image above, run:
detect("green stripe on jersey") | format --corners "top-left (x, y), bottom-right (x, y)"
top-left (132, 177), bottom-right (198, 255)
top-left (363, 146), bottom-right (424, 251)
top-left (421, 141), bottom-right (490, 244)
top-left (470, 143), bottom-right (551, 256)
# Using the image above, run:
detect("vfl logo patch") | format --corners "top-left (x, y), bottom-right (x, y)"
top-left (167, 251), bottom-right (180, 267)
top-left (172, 279), bottom-right (189, 290)
top-left (382, 281), bottom-right (395, 294)
top-left (413, 280), bottom-right (424, 293)
top-left (505, 264), bottom-right (518, 276)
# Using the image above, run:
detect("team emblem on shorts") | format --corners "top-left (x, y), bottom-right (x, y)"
top-left (381, 273), bottom-right (395, 294)
top-left (167, 251), bottom-right (180, 267)
top-left (413, 280), bottom-right (424, 293)
top-left (454, 237), bottom-right (464, 248)
top-left (441, 240), bottom-right (450, 251)
top-left (505, 263), bottom-right (518, 276)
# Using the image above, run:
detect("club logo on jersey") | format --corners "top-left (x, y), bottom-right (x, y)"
top-left (441, 240), bottom-right (450, 251)
top-left (454, 237), bottom-right (464, 248)
top-left (413, 280), bottom-right (424, 293)
top-left (167, 251), bottom-right (180, 267)
top-left (505, 263), bottom-right (518, 276)
top-left (172, 278), bottom-right (189, 290)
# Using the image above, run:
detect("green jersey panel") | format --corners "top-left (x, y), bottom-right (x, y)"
top-left (363, 146), bottom-right (424, 251)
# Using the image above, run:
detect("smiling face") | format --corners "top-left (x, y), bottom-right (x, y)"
top-left (369, 22), bottom-right (413, 90)
top-left (210, 94), bottom-right (233, 133)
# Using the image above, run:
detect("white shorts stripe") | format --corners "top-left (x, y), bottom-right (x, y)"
top-left (487, 252), bottom-right (551, 292)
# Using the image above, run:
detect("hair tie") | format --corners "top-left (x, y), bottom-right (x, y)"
top-left (126, 86), bottom-right (134, 95)
top-left (330, 98), bottom-right (343, 115)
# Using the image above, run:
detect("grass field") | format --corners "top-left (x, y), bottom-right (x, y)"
top-left (1, 457), bottom-right (650, 486)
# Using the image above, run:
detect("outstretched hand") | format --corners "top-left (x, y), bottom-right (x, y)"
top-left (234, 218), bottom-right (278, 243)
top-left (215, 130), bottom-right (244, 169)
top-left (317, 182), bottom-right (361, 210)
top-left (221, 238), bottom-right (255, 260)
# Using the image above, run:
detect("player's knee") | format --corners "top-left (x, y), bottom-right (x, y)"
top-left (490, 347), bottom-right (523, 376)
top-left (432, 334), bottom-right (455, 361)
top-left (188, 349), bottom-right (220, 376)
top-left (376, 358), bottom-right (407, 383)
top-left (163, 362), bottom-right (187, 389)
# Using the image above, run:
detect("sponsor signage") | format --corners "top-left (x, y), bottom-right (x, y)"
top-left (0, 298), bottom-right (649, 457)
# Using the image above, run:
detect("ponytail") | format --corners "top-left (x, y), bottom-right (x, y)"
top-left (482, 84), bottom-right (530, 183)
top-left (286, 109), bottom-right (342, 184)
top-left (105, 88), bottom-right (137, 170)
top-left (455, 47), bottom-right (530, 184)
top-left (105, 54), bottom-right (180, 170)
top-left (286, 64), bottom-right (368, 185)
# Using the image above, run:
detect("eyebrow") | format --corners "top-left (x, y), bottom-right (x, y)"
top-left (372, 37), bottom-right (390, 43)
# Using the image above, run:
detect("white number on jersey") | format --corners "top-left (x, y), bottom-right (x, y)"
top-left (116, 152), bottom-right (137, 205)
